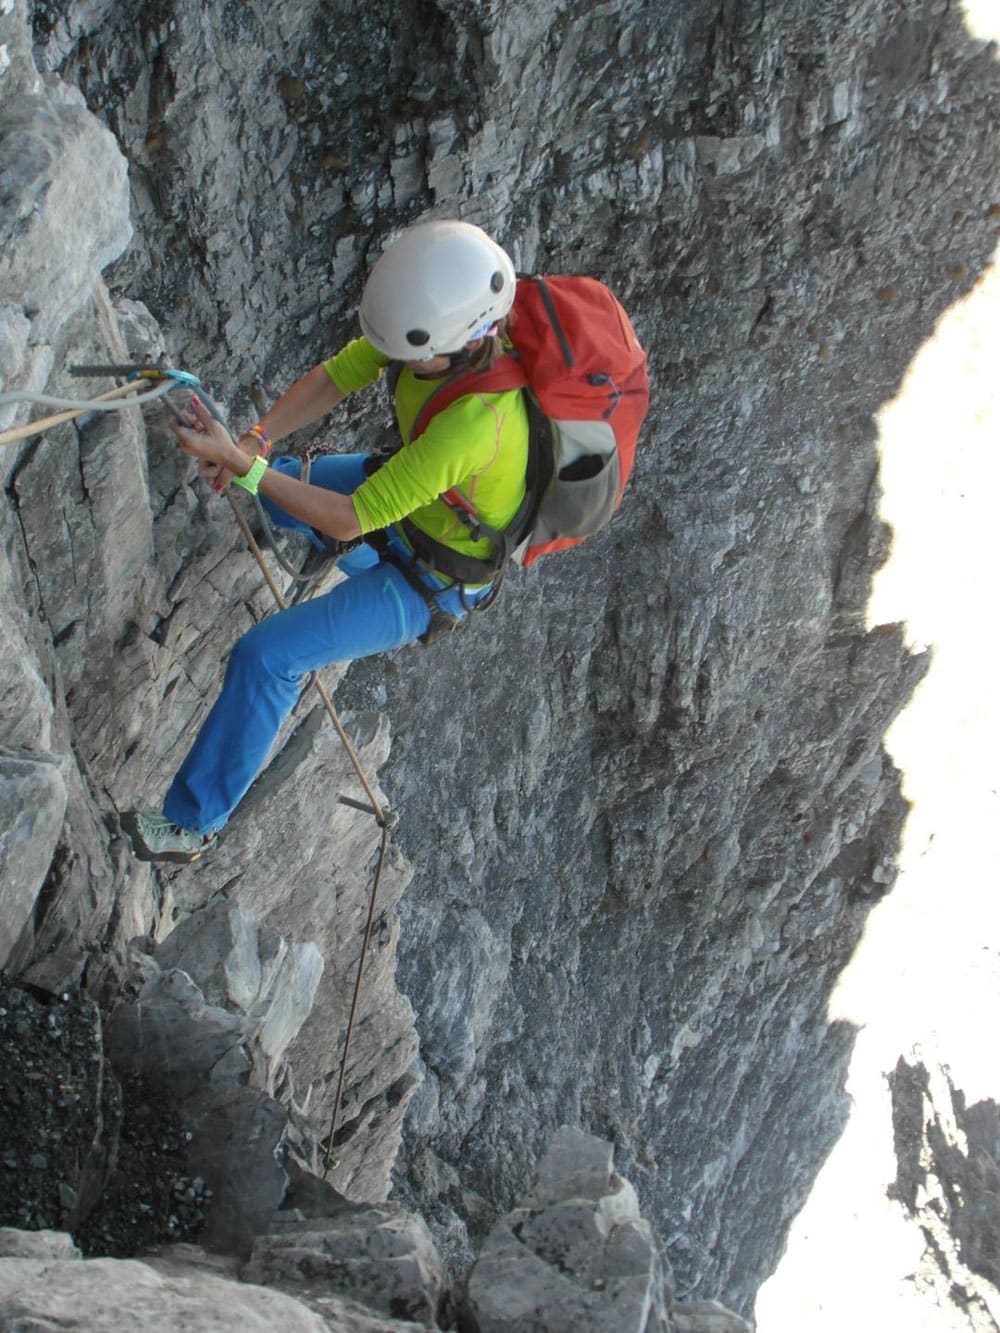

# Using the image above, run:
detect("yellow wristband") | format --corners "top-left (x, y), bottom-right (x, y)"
top-left (231, 454), bottom-right (269, 495)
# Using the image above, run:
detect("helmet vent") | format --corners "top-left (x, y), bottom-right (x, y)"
top-left (406, 328), bottom-right (431, 347)
top-left (490, 270), bottom-right (505, 293)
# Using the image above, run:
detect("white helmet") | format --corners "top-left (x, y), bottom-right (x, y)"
top-left (359, 220), bottom-right (516, 360)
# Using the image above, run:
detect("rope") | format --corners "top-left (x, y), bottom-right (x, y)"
top-left (0, 382), bottom-right (177, 412)
top-left (0, 372), bottom-right (318, 587)
top-left (0, 379), bottom-right (174, 447)
top-left (253, 486), bottom-right (317, 584)
top-left (4, 361), bottom-right (392, 1171)
top-left (322, 819), bottom-right (391, 1179)
top-left (252, 453), bottom-right (333, 590)
top-left (224, 493), bottom-right (396, 1175)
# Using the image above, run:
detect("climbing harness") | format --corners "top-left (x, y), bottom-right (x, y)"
top-left (360, 530), bottom-right (464, 646)
top-left (2, 363), bottom-right (394, 1179)
top-left (361, 445), bottom-right (501, 645)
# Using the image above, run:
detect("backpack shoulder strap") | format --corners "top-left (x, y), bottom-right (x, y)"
top-left (407, 352), bottom-right (528, 442)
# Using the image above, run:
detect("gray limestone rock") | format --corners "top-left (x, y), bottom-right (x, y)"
top-left (0, 1227), bottom-right (81, 1261)
top-left (106, 967), bottom-right (289, 1253)
top-left (0, 0), bottom-right (39, 103)
top-left (113, 297), bottom-right (167, 366)
top-left (11, 282), bottom-right (155, 698)
top-left (670, 1302), bottom-right (753, 1333)
top-left (459, 1127), bottom-right (670, 1332)
top-left (0, 0), bottom-right (997, 1326)
top-left (410, 904), bottom-right (510, 1086)
top-left (0, 84), bottom-right (129, 417)
top-left (244, 1201), bottom-right (446, 1327)
top-left (0, 752), bottom-right (66, 968)
top-left (0, 1251), bottom-right (336, 1331)
top-left (0, 93), bottom-right (130, 305)
top-left (0, 0), bottom-right (419, 1203)
top-left (181, 1077), bottom-right (290, 1256)
top-left (887, 1053), bottom-right (1000, 1327)
top-left (154, 898), bottom-right (266, 1014)
top-left (15, 756), bottom-right (152, 996)
top-left (107, 967), bottom-right (252, 1103)
top-left (154, 896), bottom-right (324, 1093)
top-left (164, 708), bottom-right (419, 1205)
top-left (0, 516), bottom-right (60, 755)
top-left (153, 1238), bottom-right (441, 1332)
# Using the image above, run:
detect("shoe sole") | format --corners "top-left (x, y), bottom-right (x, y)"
top-left (120, 812), bottom-right (206, 864)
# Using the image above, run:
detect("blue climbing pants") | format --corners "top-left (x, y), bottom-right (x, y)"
top-left (163, 452), bottom-right (489, 834)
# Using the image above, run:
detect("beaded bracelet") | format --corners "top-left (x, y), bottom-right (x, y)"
top-left (245, 423), bottom-right (271, 455)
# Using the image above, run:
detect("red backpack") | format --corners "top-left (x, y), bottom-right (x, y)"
top-left (397, 274), bottom-right (649, 580)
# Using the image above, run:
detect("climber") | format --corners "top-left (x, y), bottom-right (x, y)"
top-left (123, 219), bottom-right (528, 862)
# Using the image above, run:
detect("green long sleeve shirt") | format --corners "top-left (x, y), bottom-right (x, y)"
top-left (323, 338), bottom-right (528, 571)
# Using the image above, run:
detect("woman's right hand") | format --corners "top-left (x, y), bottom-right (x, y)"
top-left (170, 397), bottom-right (249, 481)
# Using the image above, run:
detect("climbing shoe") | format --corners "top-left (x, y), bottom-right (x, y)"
top-left (122, 811), bottom-right (213, 864)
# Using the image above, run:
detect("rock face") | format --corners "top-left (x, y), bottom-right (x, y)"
top-left (888, 1054), bottom-right (1000, 1329)
top-left (244, 1202), bottom-right (447, 1326)
top-left (154, 896), bottom-right (324, 1096)
top-left (458, 1126), bottom-right (723, 1333)
top-left (1, 0), bottom-right (999, 1324)
top-left (0, 1132), bottom-right (747, 1330)
top-left (0, 1229), bottom-right (337, 1332)
top-left (106, 964), bottom-right (291, 1254)
top-left (0, 985), bottom-right (118, 1237)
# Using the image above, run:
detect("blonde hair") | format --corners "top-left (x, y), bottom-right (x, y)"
top-left (465, 314), bottom-right (512, 373)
